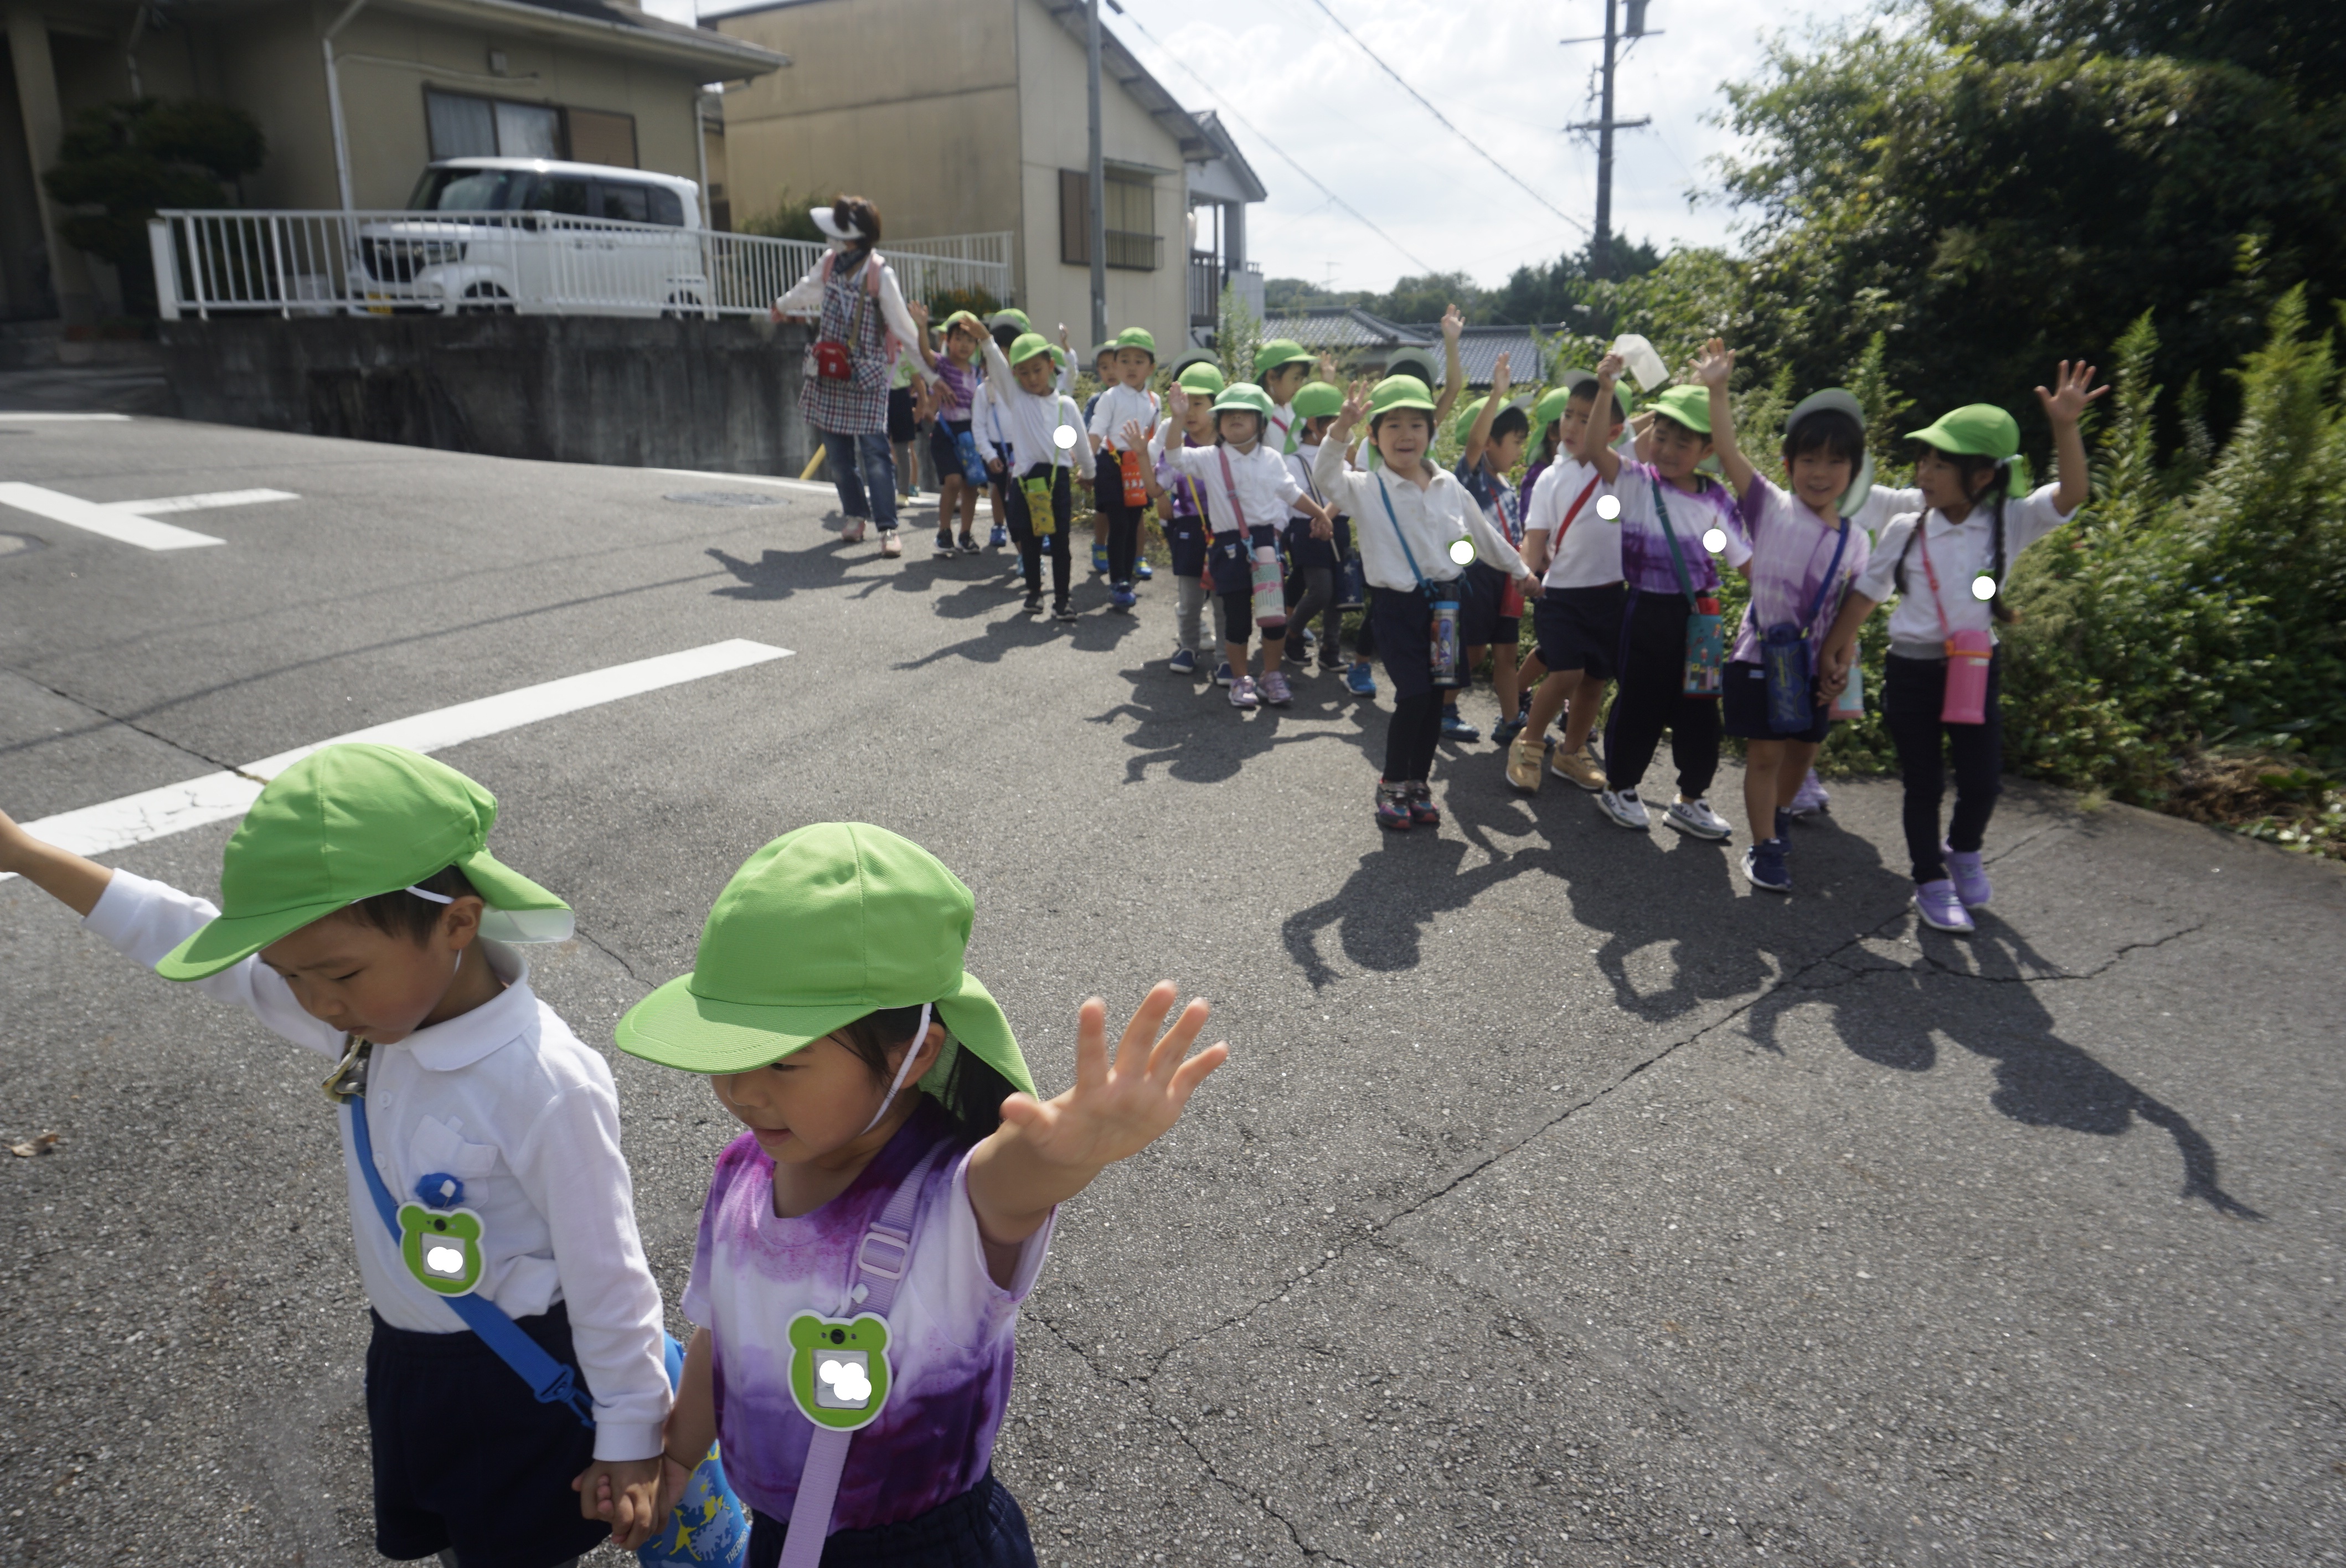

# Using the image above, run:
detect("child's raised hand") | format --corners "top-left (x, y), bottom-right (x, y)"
top-left (909, 300), bottom-right (930, 328)
top-left (1693, 338), bottom-right (1733, 389)
top-left (2036, 360), bottom-right (2108, 426)
top-left (1167, 383), bottom-right (1190, 419)
top-left (1337, 379), bottom-right (1371, 431)
top-left (1442, 303), bottom-right (1463, 342)
top-left (1121, 418), bottom-right (1151, 452)
top-left (996, 984), bottom-right (1228, 1175)
top-left (1595, 351), bottom-right (1626, 383)
top-left (1491, 350), bottom-right (1511, 393)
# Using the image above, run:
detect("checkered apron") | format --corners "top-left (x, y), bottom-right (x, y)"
top-left (798, 252), bottom-right (891, 436)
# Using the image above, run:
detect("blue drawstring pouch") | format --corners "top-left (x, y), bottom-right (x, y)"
top-left (952, 428), bottom-right (987, 488)
top-left (637, 1335), bottom-right (750, 1568)
top-left (1761, 518), bottom-right (1850, 731)
top-left (1338, 553), bottom-right (1367, 610)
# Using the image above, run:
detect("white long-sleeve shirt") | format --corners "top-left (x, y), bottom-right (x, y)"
top-left (84, 871), bottom-right (671, 1462)
top-left (1313, 442), bottom-right (1529, 592)
top-left (977, 336), bottom-right (1084, 473)
top-left (774, 251), bottom-right (936, 384)
top-left (1149, 421), bottom-right (1307, 534)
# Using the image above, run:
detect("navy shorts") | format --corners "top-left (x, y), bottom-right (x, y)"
top-left (1533, 583), bottom-right (1626, 681)
top-left (747, 1471), bottom-right (1037, 1568)
top-left (1722, 658), bottom-right (1832, 742)
top-left (887, 385), bottom-right (917, 443)
top-left (1462, 560), bottom-right (1518, 648)
top-left (1283, 515), bottom-right (1351, 571)
top-left (364, 1304), bottom-right (606, 1568)
top-left (929, 418), bottom-right (974, 488)
top-left (1370, 571), bottom-right (1481, 701)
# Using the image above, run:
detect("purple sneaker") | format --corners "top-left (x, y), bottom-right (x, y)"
top-left (1914, 878), bottom-right (1975, 933)
top-left (1260, 670), bottom-right (1293, 706)
top-left (1375, 781), bottom-right (1412, 831)
top-left (1944, 844), bottom-right (1992, 907)
top-left (1788, 768), bottom-right (1830, 816)
top-left (1229, 675), bottom-right (1260, 710)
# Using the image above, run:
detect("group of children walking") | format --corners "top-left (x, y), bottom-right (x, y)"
top-left (893, 298), bottom-right (2107, 935)
top-left (1, 752), bottom-right (1224, 1568)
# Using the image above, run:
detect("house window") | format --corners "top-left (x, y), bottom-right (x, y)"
top-left (423, 89), bottom-right (637, 169)
top-left (1059, 168), bottom-right (1162, 271)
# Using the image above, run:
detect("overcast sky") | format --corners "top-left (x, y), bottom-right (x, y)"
top-left (652, 0), bottom-right (1889, 293)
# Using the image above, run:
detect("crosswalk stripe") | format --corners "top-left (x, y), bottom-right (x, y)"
top-left (0, 412), bottom-right (131, 422)
top-left (0, 482), bottom-right (226, 550)
top-left (3, 639), bottom-right (792, 874)
top-left (117, 489), bottom-right (300, 515)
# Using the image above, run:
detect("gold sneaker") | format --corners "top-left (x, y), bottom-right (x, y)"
top-left (1550, 744), bottom-right (1608, 792)
top-left (1505, 733), bottom-right (1548, 794)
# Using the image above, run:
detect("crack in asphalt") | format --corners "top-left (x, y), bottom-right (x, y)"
top-left (1914, 920), bottom-right (2206, 984)
top-left (0, 664), bottom-right (254, 777)
top-left (569, 922), bottom-right (651, 987)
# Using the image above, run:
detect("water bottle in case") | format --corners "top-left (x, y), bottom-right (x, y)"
top-left (1430, 595), bottom-right (1464, 687)
top-left (1250, 544), bottom-right (1285, 627)
top-left (1941, 630), bottom-right (1992, 724)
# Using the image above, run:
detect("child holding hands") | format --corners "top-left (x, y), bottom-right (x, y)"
top-left (1817, 362), bottom-right (2107, 931)
top-left (628, 823), bottom-right (1226, 1568)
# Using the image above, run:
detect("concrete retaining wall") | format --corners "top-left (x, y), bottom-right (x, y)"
top-left (157, 316), bottom-right (816, 477)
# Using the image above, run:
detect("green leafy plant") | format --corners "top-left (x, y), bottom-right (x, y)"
top-left (43, 97), bottom-right (264, 317)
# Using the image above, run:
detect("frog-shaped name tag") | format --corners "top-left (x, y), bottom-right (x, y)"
top-left (787, 1312), bottom-right (891, 1431)
top-left (398, 1202), bottom-right (485, 1296)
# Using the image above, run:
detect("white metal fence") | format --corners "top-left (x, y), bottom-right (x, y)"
top-left (148, 210), bottom-right (1014, 321)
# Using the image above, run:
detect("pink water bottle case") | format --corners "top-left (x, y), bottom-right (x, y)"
top-left (1941, 630), bottom-right (1993, 725)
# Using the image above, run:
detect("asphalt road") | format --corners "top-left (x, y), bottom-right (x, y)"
top-left (2, 413), bottom-right (2341, 1568)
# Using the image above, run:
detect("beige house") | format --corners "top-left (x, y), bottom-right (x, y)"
top-left (2, 0), bottom-right (782, 326)
top-left (714, 0), bottom-right (1259, 353)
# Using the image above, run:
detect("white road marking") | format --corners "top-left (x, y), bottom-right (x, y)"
top-left (3, 639), bottom-right (791, 874)
top-left (0, 483), bottom-right (226, 550)
top-left (647, 467), bottom-right (999, 518)
top-left (116, 489), bottom-right (300, 515)
top-left (0, 412), bottom-right (131, 422)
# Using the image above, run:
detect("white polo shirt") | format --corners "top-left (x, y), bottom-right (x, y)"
top-left (1523, 457), bottom-right (1622, 590)
top-left (978, 336), bottom-right (1086, 474)
top-left (1150, 422), bottom-right (1306, 534)
top-left (84, 870), bottom-right (671, 1462)
top-left (1087, 383), bottom-right (1160, 453)
top-left (1851, 484), bottom-right (2077, 658)
top-left (1312, 444), bottom-right (1529, 594)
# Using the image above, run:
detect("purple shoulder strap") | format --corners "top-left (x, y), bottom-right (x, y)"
top-left (777, 1141), bottom-right (950, 1568)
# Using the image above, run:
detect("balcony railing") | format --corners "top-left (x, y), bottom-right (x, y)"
top-left (147, 210), bottom-right (1014, 320)
top-left (1189, 253), bottom-right (1263, 328)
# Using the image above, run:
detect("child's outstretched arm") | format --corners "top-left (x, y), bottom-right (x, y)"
top-left (0, 808), bottom-right (110, 916)
top-left (1462, 350), bottom-right (1510, 471)
top-left (2037, 358), bottom-right (2108, 515)
top-left (1579, 357), bottom-right (1628, 483)
top-left (1435, 304), bottom-right (1465, 427)
top-left (966, 983), bottom-right (1228, 1288)
top-left (1694, 339), bottom-right (1757, 499)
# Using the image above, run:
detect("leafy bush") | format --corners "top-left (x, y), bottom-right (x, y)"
top-left (43, 97), bottom-right (264, 316)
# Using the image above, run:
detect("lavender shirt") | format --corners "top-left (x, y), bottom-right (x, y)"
top-left (1728, 475), bottom-right (1871, 663)
top-left (682, 1102), bottom-right (1052, 1528)
top-left (1609, 460), bottom-right (1751, 597)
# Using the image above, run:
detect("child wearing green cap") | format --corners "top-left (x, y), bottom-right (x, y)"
top-left (622, 823), bottom-right (1227, 1567)
top-left (1087, 327), bottom-right (1162, 610)
top-left (1450, 352), bottom-right (1537, 746)
top-left (1277, 380), bottom-right (1354, 678)
top-left (979, 327), bottom-right (1089, 621)
top-left (0, 744), bottom-right (674, 1562)
top-left (1124, 360), bottom-right (1228, 674)
top-left (1818, 360), bottom-right (2107, 932)
top-left (1150, 379), bottom-right (1337, 709)
top-left (1576, 351), bottom-right (1755, 840)
top-left (1314, 374), bottom-right (1540, 829)
top-left (1253, 338), bottom-right (1317, 457)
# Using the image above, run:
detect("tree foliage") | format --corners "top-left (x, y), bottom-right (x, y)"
top-left (44, 98), bottom-right (264, 316)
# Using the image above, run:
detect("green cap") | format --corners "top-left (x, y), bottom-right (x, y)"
top-left (1211, 381), bottom-right (1277, 420)
top-left (1451, 394), bottom-right (1491, 443)
top-left (1382, 346), bottom-right (1440, 386)
top-left (986, 307), bottom-right (1032, 334)
top-left (1113, 326), bottom-right (1157, 359)
top-left (936, 309), bottom-right (984, 339)
top-left (155, 744), bottom-right (571, 981)
top-left (1291, 381), bottom-right (1344, 420)
top-left (1907, 404), bottom-right (2020, 462)
top-left (1252, 338), bottom-right (1313, 379)
top-left (1559, 369), bottom-right (1631, 426)
top-left (1176, 362), bottom-right (1228, 398)
top-left (616, 822), bottom-right (1036, 1095)
top-left (1369, 374), bottom-right (1438, 419)
top-left (1907, 403), bottom-right (2031, 496)
top-left (1642, 384), bottom-right (1713, 436)
top-left (1007, 331), bottom-right (1053, 367)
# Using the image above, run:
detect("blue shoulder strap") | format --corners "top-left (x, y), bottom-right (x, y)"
top-left (345, 1071), bottom-right (596, 1428)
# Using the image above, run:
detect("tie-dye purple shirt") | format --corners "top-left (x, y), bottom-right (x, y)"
top-left (681, 1101), bottom-right (1053, 1528)
top-left (1607, 460), bottom-right (1751, 597)
top-left (1727, 474), bottom-right (1872, 663)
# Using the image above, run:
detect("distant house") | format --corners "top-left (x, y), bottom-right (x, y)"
top-left (712, 0), bottom-right (1260, 352)
top-left (1, 0), bottom-right (782, 328)
top-left (1260, 308), bottom-right (1584, 390)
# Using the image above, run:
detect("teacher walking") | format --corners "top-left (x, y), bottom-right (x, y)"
top-left (771, 195), bottom-right (935, 558)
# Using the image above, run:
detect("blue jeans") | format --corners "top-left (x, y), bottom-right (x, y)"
top-left (814, 426), bottom-right (899, 531)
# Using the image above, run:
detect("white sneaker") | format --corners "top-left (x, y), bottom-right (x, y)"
top-left (1597, 788), bottom-right (1650, 831)
top-left (1666, 796), bottom-right (1733, 840)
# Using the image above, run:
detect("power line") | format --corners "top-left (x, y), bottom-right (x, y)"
top-left (1111, 8), bottom-right (1440, 276)
top-left (1293, 0), bottom-right (1590, 236)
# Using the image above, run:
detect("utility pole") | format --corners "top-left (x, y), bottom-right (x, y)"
top-left (1563, 0), bottom-right (1653, 279)
top-left (1086, 0), bottom-right (1108, 348)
